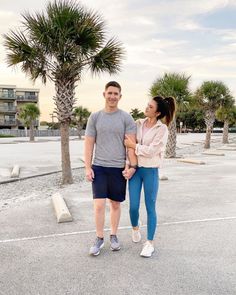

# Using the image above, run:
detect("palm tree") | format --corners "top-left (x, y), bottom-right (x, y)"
top-left (216, 101), bottom-right (236, 144)
top-left (195, 81), bottom-right (231, 149)
top-left (150, 72), bottom-right (191, 158)
top-left (18, 103), bottom-right (40, 141)
top-left (130, 108), bottom-right (145, 121)
top-left (72, 106), bottom-right (91, 139)
top-left (4, 0), bottom-right (124, 184)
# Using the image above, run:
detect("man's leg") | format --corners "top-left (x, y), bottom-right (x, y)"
top-left (110, 200), bottom-right (121, 235)
top-left (94, 198), bottom-right (106, 238)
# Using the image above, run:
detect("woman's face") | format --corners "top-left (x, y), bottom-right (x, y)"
top-left (145, 99), bottom-right (159, 118)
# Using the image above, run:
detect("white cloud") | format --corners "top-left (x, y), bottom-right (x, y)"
top-left (1, 0), bottom-right (236, 121)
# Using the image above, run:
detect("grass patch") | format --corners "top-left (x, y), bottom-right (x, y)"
top-left (0, 134), bottom-right (15, 138)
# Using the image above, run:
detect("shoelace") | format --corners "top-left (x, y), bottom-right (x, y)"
top-left (111, 235), bottom-right (118, 243)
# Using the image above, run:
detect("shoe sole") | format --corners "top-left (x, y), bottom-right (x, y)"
top-left (90, 242), bottom-right (104, 256)
top-left (140, 250), bottom-right (154, 258)
top-left (132, 238), bottom-right (141, 243)
top-left (132, 230), bottom-right (141, 243)
top-left (110, 246), bottom-right (121, 251)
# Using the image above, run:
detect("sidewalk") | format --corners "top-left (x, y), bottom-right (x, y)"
top-left (0, 134), bottom-right (236, 295)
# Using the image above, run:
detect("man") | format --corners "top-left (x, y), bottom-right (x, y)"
top-left (84, 81), bottom-right (137, 256)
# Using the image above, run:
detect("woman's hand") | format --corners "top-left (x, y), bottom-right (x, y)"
top-left (122, 167), bottom-right (136, 180)
top-left (124, 135), bottom-right (136, 149)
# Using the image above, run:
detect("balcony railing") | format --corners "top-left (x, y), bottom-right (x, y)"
top-left (0, 106), bottom-right (17, 113)
top-left (0, 119), bottom-right (17, 126)
top-left (16, 119), bottom-right (39, 127)
top-left (16, 95), bottom-right (38, 101)
top-left (0, 92), bottom-right (15, 99)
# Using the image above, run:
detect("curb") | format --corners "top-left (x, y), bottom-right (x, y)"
top-left (52, 192), bottom-right (73, 223)
top-left (0, 166), bottom-right (85, 185)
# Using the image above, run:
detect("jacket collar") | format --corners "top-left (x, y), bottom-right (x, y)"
top-left (137, 118), bottom-right (163, 128)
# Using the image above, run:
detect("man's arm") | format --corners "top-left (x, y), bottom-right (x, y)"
top-left (123, 133), bottom-right (137, 180)
top-left (84, 136), bottom-right (95, 181)
top-left (126, 133), bottom-right (138, 167)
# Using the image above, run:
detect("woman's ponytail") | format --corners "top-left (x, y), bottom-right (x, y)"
top-left (164, 96), bottom-right (176, 126)
top-left (153, 95), bottom-right (176, 126)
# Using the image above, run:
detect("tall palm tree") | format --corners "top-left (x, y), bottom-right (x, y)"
top-left (150, 72), bottom-right (191, 158)
top-left (216, 102), bottom-right (236, 144)
top-left (195, 81), bottom-right (231, 149)
top-left (72, 106), bottom-right (91, 139)
top-left (18, 103), bottom-right (40, 142)
top-left (130, 108), bottom-right (145, 121)
top-left (4, 0), bottom-right (124, 184)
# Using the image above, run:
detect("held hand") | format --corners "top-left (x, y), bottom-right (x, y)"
top-left (124, 135), bottom-right (136, 149)
top-left (122, 168), bottom-right (136, 180)
top-left (85, 168), bottom-right (94, 182)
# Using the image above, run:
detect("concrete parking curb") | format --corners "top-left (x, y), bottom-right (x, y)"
top-left (159, 175), bottom-right (168, 180)
top-left (52, 192), bottom-right (73, 223)
top-left (11, 165), bottom-right (20, 178)
top-left (177, 158), bottom-right (205, 165)
top-left (202, 150), bottom-right (225, 156)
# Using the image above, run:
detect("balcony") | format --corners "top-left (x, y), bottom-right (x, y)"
top-left (0, 119), bottom-right (17, 126)
top-left (16, 95), bottom-right (38, 101)
top-left (16, 119), bottom-right (39, 127)
top-left (0, 92), bottom-right (15, 100)
top-left (0, 106), bottom-right (17, 113)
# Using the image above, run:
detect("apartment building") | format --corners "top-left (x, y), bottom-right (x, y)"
top-left (0, 85), bottom-right (40, 129)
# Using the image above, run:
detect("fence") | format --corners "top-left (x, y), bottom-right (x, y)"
top-left (0, 128), bottom-right (82, 137)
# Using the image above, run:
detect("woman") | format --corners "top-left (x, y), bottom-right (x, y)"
top-left (124, 96), bottom-right (176, 257)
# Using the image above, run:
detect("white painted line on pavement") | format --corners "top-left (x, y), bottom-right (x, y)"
top-left (1, 216), bottom-right (236, 244)
top-left (160, 216), bottom-right (236, 225)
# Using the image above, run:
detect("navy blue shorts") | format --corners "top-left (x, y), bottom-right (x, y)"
top-left (92, 165), bottom-right (126, 202)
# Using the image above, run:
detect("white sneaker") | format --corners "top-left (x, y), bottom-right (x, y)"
top-left (132, 228), bottom-right (141, 243)
top-left (140, 241), bottom-right (154, 257)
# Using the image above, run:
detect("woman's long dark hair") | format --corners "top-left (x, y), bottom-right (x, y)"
top-left (152, 96), bottom-right (176, 126)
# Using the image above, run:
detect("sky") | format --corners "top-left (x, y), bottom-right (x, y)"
top-left (0, 0), bottom-right (236, 121)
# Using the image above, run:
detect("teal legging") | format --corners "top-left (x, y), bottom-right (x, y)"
top-left (128, 167), bottom-right (159, 240)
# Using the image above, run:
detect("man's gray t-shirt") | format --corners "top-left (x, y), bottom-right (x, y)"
top-left (85, 109), bottom-right (136, 168)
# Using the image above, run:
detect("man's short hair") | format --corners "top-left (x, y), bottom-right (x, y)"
top-left (105, 81), bottom-right (121, 92)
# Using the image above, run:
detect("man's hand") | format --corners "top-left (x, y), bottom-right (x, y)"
top-left (85, 167), bottom-right (94, 182)
top-left (122, 167), bottom-right (136, 180)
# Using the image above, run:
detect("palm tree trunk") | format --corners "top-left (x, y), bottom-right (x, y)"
top-left (77, 123), bottom-right (83, 140)
top-left (55, 79), bottom-right (76, 185)
top-left (60, 122), bottom-right (73, 184)
top-left (222, 120), bottom-right (229, 144)
top-left (204, 110), bottom-right (215, 149)
top-left (165, 119), bottom-right (177, 158)
top-left (204, 126), bottom-right (212, 149)
top-left (29, 123), bottom-right (34, 142)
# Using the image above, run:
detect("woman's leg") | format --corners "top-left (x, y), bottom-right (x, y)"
top-left (143, 168), bottom-right (159, 241)
top-left (128, 168), bottom-right (142, 228)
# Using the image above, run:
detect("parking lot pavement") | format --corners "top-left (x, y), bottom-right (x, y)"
top-left (1, 133), bottom-right (236, 294)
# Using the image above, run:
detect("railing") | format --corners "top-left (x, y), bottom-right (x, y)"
top-left (0, 106), bottom-right (17, 113)
top-left (16, 119), bottom-right (39, 127)
top-left (16, 95), bottom-right (38, 101)
top-left (0, 128), bottom-right (79, 137)
top-left (0, 120), bottom-right (17, 126)
top-left (0, 92), bottom-right (15, 99)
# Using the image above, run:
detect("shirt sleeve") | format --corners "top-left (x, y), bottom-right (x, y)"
top-left (125, 114), bottom-right (136, 134)
top-left (135, 125), bottom-right (168, 158)
top-left (85, 113), bottom-right (96, 137)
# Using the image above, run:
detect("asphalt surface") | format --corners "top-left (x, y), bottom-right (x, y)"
top-left (0, 134), bottom-right (236, 295)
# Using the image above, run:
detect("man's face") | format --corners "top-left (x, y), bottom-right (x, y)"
top-left (103, 86), bottom-right (121, 108)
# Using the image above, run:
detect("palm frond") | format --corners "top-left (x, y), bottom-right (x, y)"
top-left (89, 38), bottom-right (124, 75)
